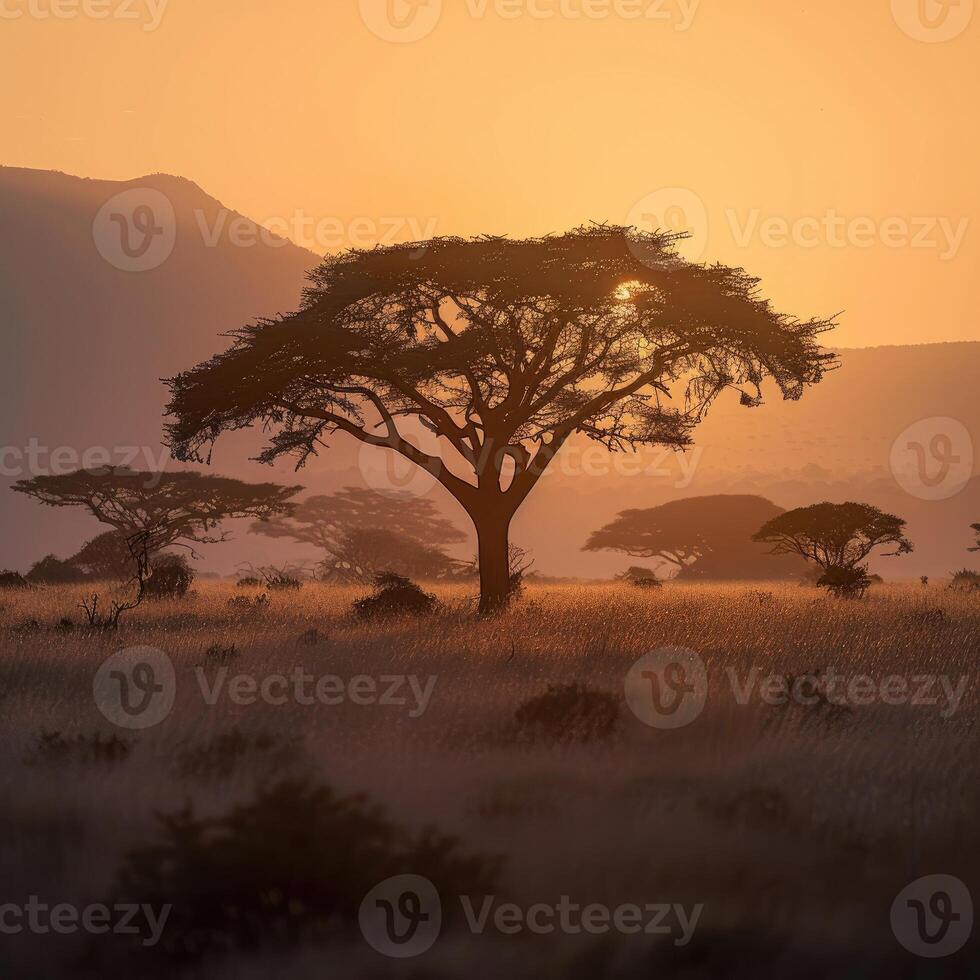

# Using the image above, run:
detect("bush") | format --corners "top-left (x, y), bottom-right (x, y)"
top-left (949, 568), bottom-right (980, 592)
top-left (352, 572), bottom-right (437, 619)
top-left (145, 554), bottom-right (194, 600)
top-left (26, 730), bottom-right (134, 766)
top-left (816, 565), bottom-right (872, 598)
top-left (514, 683), bottom-right (621, 743)
top-left (0, 569), bottom-right (30, 590)
top-left (617, 566), bottom-right (662, 588)
top-left (26, 555), bottom-right (87, 585)
top-left (236, 576), bottom-right (264, 588)
top-left (113, 777), bottom-right (501, 959)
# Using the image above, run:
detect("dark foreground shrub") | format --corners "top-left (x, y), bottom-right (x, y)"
top-left (617, 566), bottom-right (662, 589)
top-left (514, 683), bottom-right (621, 743)
top-left (949, 568), bottom-right (980, 591)
top-left (816, 565), bottom-right (872, 598)
top-left (145, 555), bottom-right (194, 600)
top-left (0, 570), bottom-right (29, 590)
top-left (352, 572), bottom-right (437, 619)
top-left (26, 730), bottom-right (134, 766)
top-left (113, 777), bottom-right (501, 961)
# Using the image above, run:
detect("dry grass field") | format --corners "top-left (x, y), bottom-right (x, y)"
top-left (1, 580), bottom-right (977, 978)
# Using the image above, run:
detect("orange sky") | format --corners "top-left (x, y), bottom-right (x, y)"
top-left (1, 0), bottom-right (977, 347)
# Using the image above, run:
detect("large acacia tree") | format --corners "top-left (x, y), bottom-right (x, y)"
top-left (165, 225), bottom-right (835, 612)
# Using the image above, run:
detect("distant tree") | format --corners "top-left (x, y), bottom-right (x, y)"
top-left (585, 495), bottom-right (808, 581)
top-left (26, 554), bottom-right (87, 585)
top-left (12, 467), bottom-right (301, 570)
top-left (752, 502), bottom-right (912, 597)
top-left (68, 531), bottom-right (134, 580)
top-left (165, 226), bottom-right (835, 612)
top-left (970, 523), bottom-right (980, 551)
top-left (318, 527), bottom-right (462, 584)
top-left (250, 487), bottom-right (466, 582)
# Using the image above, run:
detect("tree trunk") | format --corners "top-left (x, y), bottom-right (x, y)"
top-left (475, 513), bottom-right (512, 615)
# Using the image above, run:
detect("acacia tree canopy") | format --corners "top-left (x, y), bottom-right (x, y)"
top-left (585, 494), bottom-right (807, 580)
top-left (12, 467), bottom-right (301, 561)
top-left (165, 225), bottom-right (835, 612)
top-left (251, 487), bottom-right (465, 552)
top-left (251, 488), bottom-right (467, 583)
top-left (752, 502), bottom-right (913, 571)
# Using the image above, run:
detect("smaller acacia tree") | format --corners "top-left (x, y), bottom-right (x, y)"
top-left (250, 487), bottom-right (466, 583)
top-left (970, 523), bottom-right (980, 552)
top-left (12, 467), bottom-right (301, 626)
top-left (584, 495), bottom-right (807, 580)
top-left (752, 502), bottom-right (912, 597)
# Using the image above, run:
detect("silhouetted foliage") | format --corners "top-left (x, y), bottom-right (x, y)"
top-left (114, 777), bottom-right (501, 959)
top-left (320, 526), bottom-right (462, 583)
top-left (616, 565), bottom-right (663, 588)
top-left (351, 572), bottom-right (437, 619)
top-left (165, 225), bottom-right (835, 612)
top-left (26, 731), bottom-right (134, 767)
top-left (971, 523), bottom-right (980, 552)
top-left (253, 487), bottom-right (466, 583)
top-left (67, 530), bottom-right (134, 580)
top-left (12, 467), bottom-right (301, 570)
top-left (949, 568), bottom-right (980, 592)
top-left (144, 553), bottom-right (194, 600)
top-left (0, 570), bottom-right (29, 590)
top-left (586, 495), bottom-right (809, 581)
top-left (25, 555), bottom-right (87, 585)
top-left (753, 502), bottom-right (912, 597)
top-left (514, 684), bottom-right (621, 743)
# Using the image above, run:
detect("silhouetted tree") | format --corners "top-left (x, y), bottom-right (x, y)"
top-left (26, 554), bottom-right (87, 585)
top-left (68, 531), bottom-right (134, 580)
top-left (12, 467), bottom-right (301, 571)
top-left (250, 487), bottom-right (466, 582)
top-left (752, 502), bottom-right (912, 597)
top-left (165, 226), bottom-right (835, 612)
top-left (970, 523), bottom-right (980, 552)
top-left (319, 527), bottom-right (462, 583)
top-left (585, 494), bottom-right (809, 580)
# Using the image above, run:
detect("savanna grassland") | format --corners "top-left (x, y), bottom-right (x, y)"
top-left (1, 580), bottom-right (977, 978)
